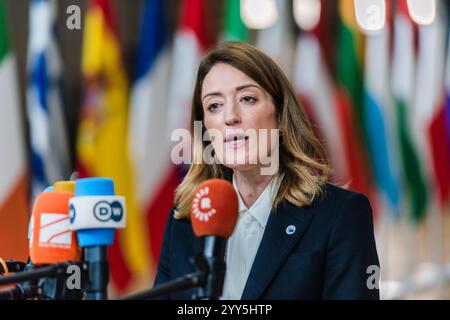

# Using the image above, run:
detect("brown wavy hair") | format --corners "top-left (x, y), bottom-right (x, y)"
top-left (174, 41), bottom-right (329, 219)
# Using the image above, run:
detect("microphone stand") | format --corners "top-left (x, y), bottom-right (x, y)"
top-left (84, 246), bottom-right (109, 300)
top-left (194, 236), bottom-right (226, 300)
top-left (0, 262), bottom-right (86, 300)
top-left (119, 236), bottom-right (227, 300)
top-left (0, 264), bottom-right (68, 286)
top-left (0, 263), bottom-right (41, 300)
top-left (119, 271), bottom-right (204, 300)
top-left (39, 266), bottom-right (86, 300)
top-left (0, 283), bottom-right (41, 300)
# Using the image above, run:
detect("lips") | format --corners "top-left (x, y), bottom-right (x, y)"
top-left (224, 133), bottom-right (249, 149)
top-left (224, 134), bottom-right (248, 143)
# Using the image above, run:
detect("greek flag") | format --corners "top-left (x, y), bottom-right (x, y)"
top-left (27, 0), bottom-right (70, 200)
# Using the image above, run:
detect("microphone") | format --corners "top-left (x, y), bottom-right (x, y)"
top-left (119, 178), bottom-right (238, 300)
top-left (190, 179), bottom-right (238, 300)
top-left (27, 181), bottom-right (75, 242)
top-left (29, 190), bottom-right (82, 300)
top-left (1, 190), bottom-right (83, 300)
top-left (69, 178), bottom-right (126, 300)
top-left (31, 189), bottom-right (84, 300)
top-left (29, 191), bottom-right (81, 264)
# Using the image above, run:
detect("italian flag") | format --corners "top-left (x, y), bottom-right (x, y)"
top-left (0, 0), bottom-right (29, 261)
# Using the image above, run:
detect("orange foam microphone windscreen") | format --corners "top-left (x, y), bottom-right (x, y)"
top-left (191, 179), bottom-right (239, 239)
top-left (29, 191), bottom-right (81, 264)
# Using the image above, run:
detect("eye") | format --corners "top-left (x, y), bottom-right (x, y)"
top-left (207, 102), bottom-right (221, 113)
top-left (240, 96), bottom-right (257, 104)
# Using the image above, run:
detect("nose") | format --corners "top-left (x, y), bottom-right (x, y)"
top-left (224, 102), bottom-right (241, 126)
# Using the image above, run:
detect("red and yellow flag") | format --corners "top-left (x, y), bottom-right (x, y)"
top-left (76, 0), bottom-right (150, 293)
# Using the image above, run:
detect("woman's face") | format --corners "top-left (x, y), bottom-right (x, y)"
top-left (201, 63), bottom-right (279, 172)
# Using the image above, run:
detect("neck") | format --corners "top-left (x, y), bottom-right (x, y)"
top-left (234, 169), bottom-right (275, 209)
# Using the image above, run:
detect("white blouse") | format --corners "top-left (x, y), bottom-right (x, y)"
top-left (221, 175), bottom-right (281, 300)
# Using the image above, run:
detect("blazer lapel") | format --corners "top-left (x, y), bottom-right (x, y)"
top-left (241, 201), bottom-right (314, 299)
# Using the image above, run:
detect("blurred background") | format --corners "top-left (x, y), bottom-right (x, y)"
top-left (0, 0), bottom-right (449, 299)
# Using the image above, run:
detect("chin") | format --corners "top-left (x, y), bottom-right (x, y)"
top-left (221, 160), bottom-right (259, 172)
top-left (214, 148), bottom-right (261, 171)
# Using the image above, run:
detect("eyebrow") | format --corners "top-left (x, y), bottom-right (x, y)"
top-left (202, 84), bottom-right (262, 101)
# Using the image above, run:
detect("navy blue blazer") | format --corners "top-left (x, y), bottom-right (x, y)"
top-left (154, 183), bottom-right (380, 300)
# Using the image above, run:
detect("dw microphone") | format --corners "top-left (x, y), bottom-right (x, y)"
top-left (69, 177), bottom-right (126, 300)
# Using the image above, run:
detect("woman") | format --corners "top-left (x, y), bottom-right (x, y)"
top-left (154, 42), bottom-right (380, 300)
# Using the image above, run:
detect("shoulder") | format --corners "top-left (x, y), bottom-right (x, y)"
top-left (317, 184), bottom-right (376, 250)
top-left (319, 183), bottom-right (370, 205)
top-left (159, 206), bottom-right (199, 260)
top-left (312, 185), bottom-right (379, 299)
top-left (300, 183), bottom-right (375, 235)
top-left (165, 207), bottom-right (193, 233)
top-left (307, 183), bottom-right (372, 215)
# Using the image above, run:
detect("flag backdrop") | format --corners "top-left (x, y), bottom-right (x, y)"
top-left (76, 0), bottom-right (150, 292)
top-left (1, 0), bottom-right (450, 296)
top-left (293, 1), bottom-right (349, 186)
top-left (222, 0), bottom-right (248, 42)
top-left (26, 0), bottom-right (71, 200)
top-left (167, 0), bottom-right (212, 134)
top-left (128, 0), bottom-right (173, 276)
top-left (335, 0), bottom-right (375, 212)
top-left (412, 1), bottom-right (449, 208)
top-left (445, 17), bottom-right (450, 176)
top-left (256, 0), bottom-right (295, 76)
top-left (0, 0), bottom-right (29, 261)
top-left (363, 8), bottom-right (401, 217)
top-left (142, 0), bottom-right (213, 266)
top-left (426, 2), bottom-right (450, 206)
top-left (392, 0), bottom-right (429, 222)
